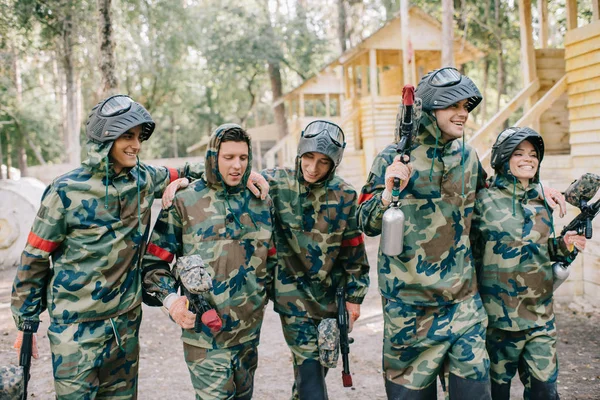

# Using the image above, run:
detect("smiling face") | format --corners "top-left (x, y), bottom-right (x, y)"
top-left (509, 140), bottom-right (539, 188)
top-left (109, 125), bottom-right (142, 174)
top-left (217, 140), bottom-right (249, 187)
top-left (300, 152), bottom-right (333, 183)
top-left (433, 99), bottom-right (469, 141)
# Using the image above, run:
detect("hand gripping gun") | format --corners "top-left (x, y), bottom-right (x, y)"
top-left (552, 173), bottom-right (600, 290)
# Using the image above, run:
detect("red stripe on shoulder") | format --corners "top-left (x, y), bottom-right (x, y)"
top-left (27, 232), bottom-right (60, 253)
top-left (168, 168), bottom-right (179, 184)
top-left (342, 234), bottom-right (364, 247)
top-left (268, 246), bottom-right (277, 257)
top-left (147, 243), bottom-right (175, 263)
top-left (358, 192), bottom-right (374, 204)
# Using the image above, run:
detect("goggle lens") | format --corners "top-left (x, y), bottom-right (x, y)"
top-left (430, 68), bottom-right (462, 87)
top-left (100, 95), bottom-right (133, 117)
top-left (304, 123), bottom-right (345, 147)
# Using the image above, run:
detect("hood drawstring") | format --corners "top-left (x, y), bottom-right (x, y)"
top-left (136, 156), bottom-right (142, 235)
top-left (461, 135), bottom-right (466, 197)
top-left (105, 155), bottom-right (110, 209)
top-left (325, 180), bottom-right (332, 234)
top-left (539, 182), bottom-right (556, 237)
top-left (429, 129), bottom-right (439, 182)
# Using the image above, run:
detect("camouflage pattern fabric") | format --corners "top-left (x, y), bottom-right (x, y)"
top-left (177, 255), bottom-right (213, 294)
top-left (261, 166), bottom-right (369, 320)
top-left (564, 172), bottom-right (600, 206)
top-left (486, 320), bottom-right (558, 389)
top-left (470, 174), bottom-right (573, 331)
top-left (0, 366), bottom-right (23, 400)
top-left (382, 295), bottom-right (489, 390)
top-left (317, 318), bottom-right (340, 368)
top-left (11, 139), bottom-right (205, 330)
top-left (48, 305), bottom-right (142, 399)
top-left (357, 112), bottom-right (487, 307)
top-left (142, 126), bottom-right (277, 350)
top-left (280, 315), bottom-right (323, 366)
top-left (183, 340), bottom-right (259, 399)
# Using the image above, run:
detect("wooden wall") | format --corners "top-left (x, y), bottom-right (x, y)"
top-left (535, 49), bottom-right (570, 154)
top-left (564, 19), bottom-right (600, 305)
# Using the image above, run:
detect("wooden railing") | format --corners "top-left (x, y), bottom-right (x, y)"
top-left (263, 133), bottom-right (297, 169)
top-left (468, 79), bottom-right (541, 168)
top-left (516, 75), bottom-right (568, 127)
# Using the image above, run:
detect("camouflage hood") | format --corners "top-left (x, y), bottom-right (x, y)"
top-left (204, 124), bottom-right (252, 191)
top-left (81, 139), bottom-right (114, 174)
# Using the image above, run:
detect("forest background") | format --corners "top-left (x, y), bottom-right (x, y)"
top-left (0, 0), bottom-right (597, 174)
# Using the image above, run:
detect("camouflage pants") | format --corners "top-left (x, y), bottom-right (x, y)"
top-left (382, 294), bottom-right (490, 391)
top-left (47, 305), bottom-right (142, 400)
top-left (280, 315), bottom-right (330, 400)
top-left (486, 319), bottom-right (558, 389)
top-left (183, 340), bottom-right (259, 399)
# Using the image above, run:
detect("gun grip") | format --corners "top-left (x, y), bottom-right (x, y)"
top-left (342, 372), bottom-right (353, 387)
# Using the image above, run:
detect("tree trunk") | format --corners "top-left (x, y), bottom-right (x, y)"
top-left (268, 61), bottom-right (288, 140)
top-left (61, 13), bottom-right (82, 165)
top-left (337, 0), bottom-right (347, 52)
top-left (442, 0), bottom-right (455, 67)
top-left (97, 0), bottom-right (118, 97)
top-left (495, 0), bottom-right (504, 113)
top-left (13, 48), bottom-right (28, 177)
top-left (171, 113), bottom-right (178, 158)
top-left (481, 58), bottom-right (490, 122)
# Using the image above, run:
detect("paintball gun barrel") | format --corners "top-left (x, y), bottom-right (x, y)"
top-left (19, 320), bottom-right (34, 400)
top-left (336, 287), bottom-right (354, 388)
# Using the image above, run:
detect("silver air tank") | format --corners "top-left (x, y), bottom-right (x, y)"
top-left (381, 206), bottom-right (405, 256)
top-left (552, 262), bottom-right (571, 291)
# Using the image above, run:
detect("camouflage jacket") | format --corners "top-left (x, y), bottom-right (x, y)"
top-left (11, 140), bottom-right (204, 331)
top-left (143, 130), bottom-right (276, 349)
top-left (357, 113), bottom-right (487, 307)
top-left (471, 173), bottom-right (572, 331)
top-left (262, 165), bottom-right (370, 320)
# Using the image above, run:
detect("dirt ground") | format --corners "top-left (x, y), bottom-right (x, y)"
top-left (1, 236), bottom-right (599, 399)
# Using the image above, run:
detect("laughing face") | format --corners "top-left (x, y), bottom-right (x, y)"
top-left (109, 125), bottom-right (142, 174)
top-left (433, 99), bottom-right (469, 142)
top-left (217, 140), bottom-right (249, 187)
top-left (300, 152), bottom-right (333, 183)
top-left (509, 139), bottom-right (539, 188)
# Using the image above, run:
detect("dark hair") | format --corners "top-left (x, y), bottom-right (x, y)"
top-left (221, 127), bottom-right (251, 146)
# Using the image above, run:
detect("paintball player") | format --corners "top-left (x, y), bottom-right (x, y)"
top-left (260, 120), bottom-right (370, 399)
top-left (357, 67), bottom-right (492, 399)
top-left (142, 124), bottom-right (277, 399)
top-left (470, 127), bottom-right (586, 400)
top-left (10, 95), bottom-right (268, 399)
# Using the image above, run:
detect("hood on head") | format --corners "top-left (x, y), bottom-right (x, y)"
top-left (204, 123), bottom-right (252, 189)
top-left (82, 138), bottom-right (114, 173)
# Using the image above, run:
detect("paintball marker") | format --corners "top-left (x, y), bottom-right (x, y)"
top-left (552, 173), bottom-right (600, 290)
top-left (177, 255), bottom-right (223, 334)
top-left (336, 286), bottom-right (354, 388)
top-left (381, 84), bottom-right (422, 256)
top-left (19, 320), bottom-right (34, 400)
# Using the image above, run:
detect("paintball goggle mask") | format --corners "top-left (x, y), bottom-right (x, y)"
top-left (86, 94), bottom-right (155, 144)
top-left (176, 255), bottom-right (213, 294)
top-left (415, 67), bottom-right (482, 113)
top-left (298, 120), bottom-right (346, 167)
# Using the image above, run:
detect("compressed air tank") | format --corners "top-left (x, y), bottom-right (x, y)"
top-left (0, 178), bottom-right (46, 269)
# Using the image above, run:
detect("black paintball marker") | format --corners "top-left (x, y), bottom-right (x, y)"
top-left (182, 289), bottom-right (223, 334)
top-left (552, 173), bottom-right (600, 290)
top-left (336, 286), bottom-right (354, 387)
top-left (381, 85), bottom-right (422, 256)
top-left (19, 320), bottom-right (34, 400)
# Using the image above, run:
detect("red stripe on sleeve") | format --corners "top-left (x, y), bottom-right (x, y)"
top-left (147, 243), bottom-right (175, 263)
top-left (358, 192), bottom-right (374, 204)
top-left (27, 232), bottom-right (60, 253)
top-left (268, 246), bottom-right (277, 257)
top-left (168, 168), bottom-right (179, 184)
top-left (342, 234), bottom-right (364, 247)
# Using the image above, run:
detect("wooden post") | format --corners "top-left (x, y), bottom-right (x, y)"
top-left (325, 93), bottom-right (331, 117)
top-left (518, 0), bottom-right (537, 111)
top-left (441, 0), bottom-right (455, 67)
top-left (361, 54), bottom-right (368, 96)
top-left (565, 0), bottom-right (578, 30)
top-left (400, 0), bottom-right (414, 85)
top-left (593, 0), bottom-right (600, 21)
top-left (538, 0), bottom-right (548, 48)
top-left (369, 49), bottom-right (378, 97)
top-left (299, 93), bottom-right (305, 118)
